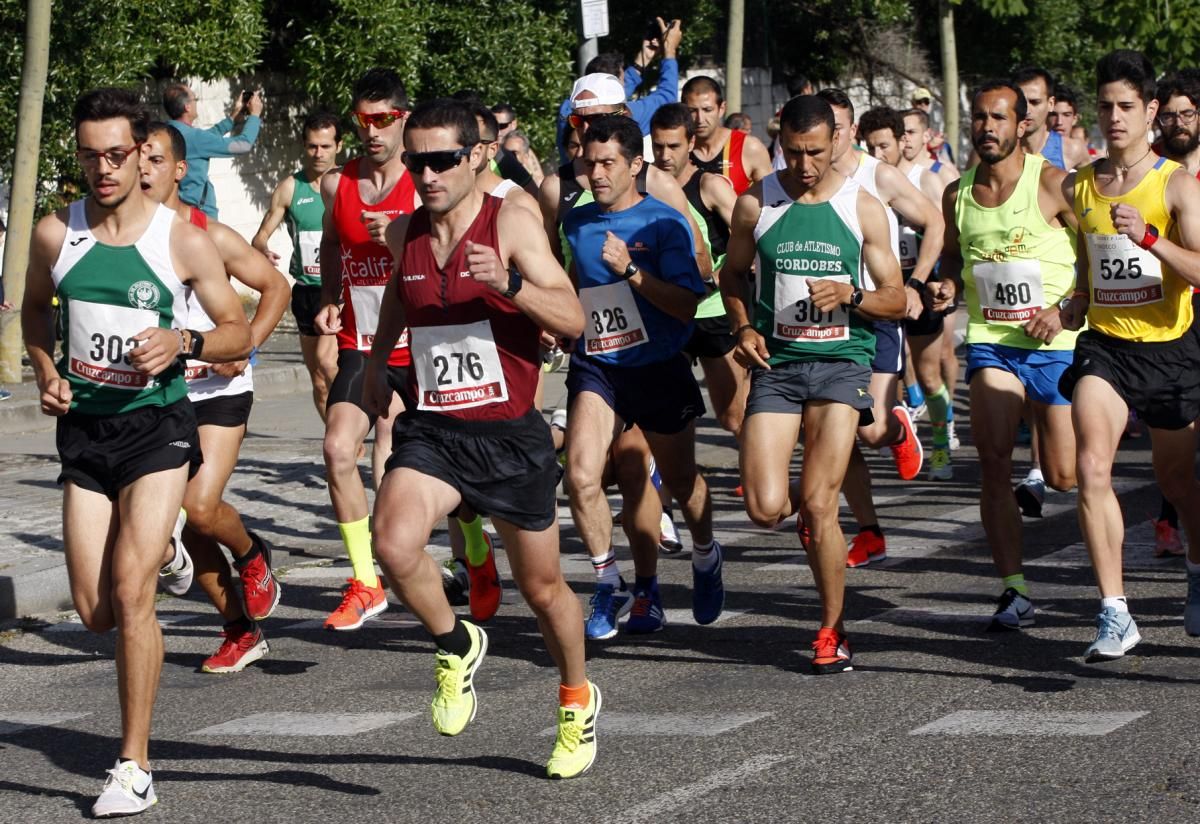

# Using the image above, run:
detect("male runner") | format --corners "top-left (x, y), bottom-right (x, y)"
top-left (819, 88), bottom-right (941, 566)
top-left (903, 107), bottom-right (959, 186)
top-left (938, 80), bottom-right (1080, 629)
top-left (1014, 67), bottom-right (1091, 171)
top-left (1059, 50), bottom-right (1200, 660)
top-left (141, 122), bottom-right (291, 670)
top-left (1050, 85), bottom-right (1080, 137)
top-left (314, 68), bottom-right (418, 630)
top-left (367, 98), bottom-right (598, 778)
top-left (724, 94), bottom-right (906, 672)
top-left (252, 111), bottom-right (342, 420)
top-left (649, 102), bottom-right (746, 436)
top-left (682, 75), bottom-right (772, 195)
top-left (563, 115), bottom-right (722, 639)
top-left (22, 88), bottom-right (251, 816)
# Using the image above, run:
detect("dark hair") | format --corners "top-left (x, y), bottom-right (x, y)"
top-left (147, 120), bottom-right (187, 161)
top-left (582, 115), bottom-right (644, 162)
top-left (502, 130), bottom-right (530, 153)
top-left (816, 87), bottom-right (854, 122)
top-left (725, 112), bottom-right (751, 130)
top-left (1054, 85), bottom-right (1078, 112)
top-left (74, 87), bottom-right (150, 143)
top-left (786, 73), bottom-right (812, 97)
top-left (682, 75), bottom-right (724, 105)
top-left (858, 106), bottom-right (903, 140)
top-left (405, 98), bottom-right (480, 147)
top-left (302, 110), bottom-right (343, 143)
top-left (491, 102), bottom-right (516, 120)
top-left (352, 67), bottom-right (410, 111)
top-left (903, 108), bottom-right (930, 128)
top-left (778, 95), bottom-right (835, 137)
top-left (1011, 66), bottom-right (1056, 95)
top-left (586, 53), bottom-right (624, 77)
top-left (472, 103), bottom-right (499, 142)
top-left (971, 79), bottom-right (1028, 122)
top-left (451, 89), bottom-right (483, 103)
top-left (1096, 50), bottom-right (1157, 102)
top-left (161, 83), bottom-right (190, 120)
top-left (650, 102), bottom-right (696, 138)
top-left (1156, 71), bottom-right (1200, 110)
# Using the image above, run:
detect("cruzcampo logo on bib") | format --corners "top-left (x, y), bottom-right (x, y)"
top-left (127, 280), bottom-right (161, 310)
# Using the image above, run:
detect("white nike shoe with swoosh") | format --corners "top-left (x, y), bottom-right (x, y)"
top-left (93, 758), bottom-right (157, 817)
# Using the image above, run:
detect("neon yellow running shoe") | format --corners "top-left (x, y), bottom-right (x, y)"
top-left (431, 622), bottom-right (488, 736)
top-left (546, 681), bottom-right (601, 779)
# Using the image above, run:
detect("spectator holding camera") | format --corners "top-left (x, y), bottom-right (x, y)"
top-left (163, 82), bottom-right (263, 219)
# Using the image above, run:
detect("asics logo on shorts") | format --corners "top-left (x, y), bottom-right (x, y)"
top-left (169, 440), bottom-right (191, 448)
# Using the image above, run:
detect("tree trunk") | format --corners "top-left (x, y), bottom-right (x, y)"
top-left (939, 0), bottom-right (960, 166)
top-left (726, 0), bottom-right (745, 112)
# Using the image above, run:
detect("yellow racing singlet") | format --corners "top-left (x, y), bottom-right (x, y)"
top-left (1075, 156), bottom-right (1192, 342)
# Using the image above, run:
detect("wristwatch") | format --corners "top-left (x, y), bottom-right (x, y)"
top-left (181, 329), bottom-right (205, 361)
top-left (622, 262), bottom-right (639, 280)
top-left (848, 287), bottom-right (865, 308)
top-left (502, 268), bottom-right (523, 299)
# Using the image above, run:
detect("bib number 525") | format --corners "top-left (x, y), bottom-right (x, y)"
top-left (1098, 257), bottom-right (1143, 280)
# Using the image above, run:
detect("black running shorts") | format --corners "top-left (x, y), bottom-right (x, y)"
top-left (191, 391), bottom-right (253, 428)
top-left (327, 349), bottom-right (412, 422)
top-left (291, 284), bottom-right (324, 337)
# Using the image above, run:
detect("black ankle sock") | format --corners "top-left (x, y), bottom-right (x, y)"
top-left (1160, 498), bottom-right (1179, 528)
top-left (862, 524), bottom-right (883, 537)
top-left (433, 618), bottom-right (472, 657)
top-left (225, 616), bottom-right (255, 634)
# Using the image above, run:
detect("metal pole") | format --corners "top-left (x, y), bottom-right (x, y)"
top-left (0, 0), bottom-right (53, 384)
top-left (579, 37), bottom-right (599, 76)
top-left (726, 0), bottom-right (745, 112)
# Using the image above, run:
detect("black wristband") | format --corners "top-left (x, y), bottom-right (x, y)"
top-left (906, 278), bottom-right (927, 293)
top-left (734, 323), bottom-right (755, 337)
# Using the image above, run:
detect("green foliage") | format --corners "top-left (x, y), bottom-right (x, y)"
top-left (0, 0), bottom-right (265, 214)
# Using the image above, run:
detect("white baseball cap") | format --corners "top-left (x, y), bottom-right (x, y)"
top-left (570, 73), bottom-right (626, 110)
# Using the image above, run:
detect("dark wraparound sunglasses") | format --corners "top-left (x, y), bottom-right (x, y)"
top-left (401, 145), bottom-right (474, 173)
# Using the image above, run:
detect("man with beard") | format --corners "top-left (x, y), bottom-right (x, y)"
top-left (937, 80), bottom-right (1080, 631)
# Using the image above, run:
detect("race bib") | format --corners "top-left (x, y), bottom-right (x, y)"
top-left (773, 275), bottom-right (851, 342)
top-left (184, 363), bottom-right (210, 382)
top-left (579, 281), bottom-right (649, 355)
top-left (67, 299), bottom-right (158, 389)
top-left (898, 224), bottom-right (920, 270)
top-left (410, 320), bottom-right (508, 411)
top-left (298, 230), bottom-right (321, 276)
top-left (973, 259), bottom-right (1044, 323)
top-left (1086, 233), bottom-right (1164, 307)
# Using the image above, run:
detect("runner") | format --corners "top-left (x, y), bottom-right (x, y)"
top-left (937, 80), bottom-right (1080, 630)
top-left (21, 87), bottom-right (251, 817)
top-left (723, 94), bottom-right (906, 672)
top-left (1050, 85), bottom-right (1080, 138)
top-left (682, 75), bottom-right (773, 194)
top-left (649, 102), bottom-right (746, 436)
top-left (366, 97), bottom-right (598, 778)
top-left (252, 111), bottom-right (342, 421)
top-left (903, 107), bottom-right (960, 186)
top-left (562, 114), bottom-right (722, 639)
top-left (818, 88), bottom-right (941, 567)
top-left (1059, 50), bottom-right (1200, 659)
top-left (1014, 67), bottom-right (1091, 170)
top-left (140, 122), bottom-right (291, 671)
top-left (314, 68), bottom-right (418, 630)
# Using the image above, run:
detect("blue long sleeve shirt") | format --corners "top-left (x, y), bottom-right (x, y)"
top-left (169, 116), bottom-right (261, 219)
top-left (557, 58), bottom-right (679, 164)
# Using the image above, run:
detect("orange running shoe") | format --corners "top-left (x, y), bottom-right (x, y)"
top-left (1154, 518), bottom-right (1185, 557)
top-left (467, 532), bottom-right (502, 622)
top-left (734, 484), bottom-right (745, 497)
top-left (889, 406), bottom-right (924, 481)
top-left (811, 626), bottom-right (853, 674)
top-left (797, 512), bottom-right (811, 552)
top-left (846, 529), bottom-right (886, 568)
top-left (324, 578), bottom-right (388, 631)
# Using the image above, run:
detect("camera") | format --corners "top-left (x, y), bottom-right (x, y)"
top-left (242, 89), bottom-right (254, 104)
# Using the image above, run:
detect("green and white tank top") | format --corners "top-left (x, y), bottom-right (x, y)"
top-left (752, 173), bottom-right (875, 366)
top-left (285, 171), bottom-right (325, 286)
top-left (51, 200), bottom-right (188, 414)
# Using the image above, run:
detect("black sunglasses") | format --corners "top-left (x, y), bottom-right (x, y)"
top-left (401, 146), bottom-right (474, 173)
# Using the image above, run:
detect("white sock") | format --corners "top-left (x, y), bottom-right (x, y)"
top-left (1026, 467), bottom-right (1044, 484)
top-left (591, 550), bottom-right (620, 587)
top-left (692, 540), bottom-right (718, 572)
top-left (1101, 596), bottom-right (1129, 613)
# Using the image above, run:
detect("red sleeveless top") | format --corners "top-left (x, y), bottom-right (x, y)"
top-left (189, 206), bottom-right (208, 229)
top-left (332, 158), bottom-right (417, 366)
top-left (725, 129), bottom-right (751, 195)
top-left (397, 195), bottom-right (541, 421)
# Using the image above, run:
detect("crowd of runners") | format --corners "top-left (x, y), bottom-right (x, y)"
top-left (17, 25), bottom-right (1200, 816)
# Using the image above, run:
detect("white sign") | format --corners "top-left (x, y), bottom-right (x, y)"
top-left (581, 0), bottom-right (609, 39)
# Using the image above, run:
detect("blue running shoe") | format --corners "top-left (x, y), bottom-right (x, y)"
top-left (585, 581), bottom-right (632, 641)
top-left (625, 581), bottom-right (666, 634)
top-left (691, 542), bottom-right (724, 625)
top-left (1084, 607), bottom-right (1141, 662)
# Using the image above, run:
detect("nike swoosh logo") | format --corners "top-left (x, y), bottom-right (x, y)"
top-left (1082, 207), bottom-right (1093, 217)
top-left (132, 782), bottom-right (152, 800)
top-left (1012, 207), bottom-right (1027, 214)
top-left (69, 237), bottom-right (86, 246)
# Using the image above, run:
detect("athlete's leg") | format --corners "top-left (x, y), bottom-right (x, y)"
top-left (699, 351), bottom-right (749, 438)
top-left (185, 423), bottom-right (250, 623)
top-left (1030, 401), bottom-right (1076, 492)
top-left (371, 392), bottom-right (404, 493)
top-left (565, 391), bottom-right (623, 562)
top-left (1072, 376), bottom-right (1129, 597)
top-left (611, 427), bottom-right (662, 578)
top-left (644, 422), bottom-right (714, 546)
top-left (855, 372), bottom-right (901, 448)
top-left (1149, 424), bottom-right (1200, 564)
top-left (940, 310), bottom-right (961, 390)
top-left (323, 400), bottom-right (376, 585)
top-left (969, 368), bottom-right (1025, 578)
top-left (300, 333), bottom-right (338, 422)
top-left (740, 411), bottom-right (803, 528)
top-left (63, 483), bottom-right (119, 633)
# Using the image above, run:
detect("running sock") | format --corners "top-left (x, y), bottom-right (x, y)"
top-left (649, 460), bottom-right (663, 491)
top-left (926, 384), bottom-right (951, 449)
top-left (1025, 467), bottom-right (1045, 485)
top-left (232, 534), bottom-right (262, 569)
top-left (458, 516), bottom-right (490, 567)
top-left (591, 550), bottom-right (620, 587)
top-left (634, 575), bottom-right (658, 593)
top-left (559, 681), bottom-right (591, 709)
top-left (860, 523), bottom-right (883, 538)
top-left (338, 516), bottom-right (378, 588)
top-left (225, 616), bottom-right (256, 634)
top-left (1160, 498), bottom-right (1179, 528)
top-left (692, 540), bottom-right (718, 572)
top-left (905, 382), bottom-right (926, 409)
top-left (945, 397), bottom-right (955, 424)
top-left (1101, 596), bottom-right (1129, 614)
top-left (433, 618), bottom-right (472, 657)
top-left (1002, 573), bottom-right (1029, 597)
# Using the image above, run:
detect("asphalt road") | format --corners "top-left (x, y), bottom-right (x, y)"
top-left (2, 378), bottom-right (1198, 823)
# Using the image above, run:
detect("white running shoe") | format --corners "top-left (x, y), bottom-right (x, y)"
top-left (947, 420), bottom-right (961, 451)
top-left (658, 512), bottom-right (683, 553)
top-left (158, 508), bottom-right (193, 597)
top-left (93, 759), bottom-right (157, 818)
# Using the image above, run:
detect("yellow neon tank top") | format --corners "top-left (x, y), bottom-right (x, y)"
top-left (1074, 156), bottom-right (1192, 342)
top-left (957, 152), bottom-right (1080, 350)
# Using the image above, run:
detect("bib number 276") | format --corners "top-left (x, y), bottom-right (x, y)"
top-left (433, 351), bottom-right (484, 385)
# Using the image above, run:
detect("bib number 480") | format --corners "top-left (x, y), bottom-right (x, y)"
top-left (1098, 257), bottom-right (1143, 280)
top-left (433, 351), bottom-right (484, 386)
top-left (591, 307), bottom-right (629, 335)
top-left (992, 282), bottom-right (1033, 306)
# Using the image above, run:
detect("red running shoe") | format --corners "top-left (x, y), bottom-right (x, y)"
top-left (797, 511), bottom-right (811, 552)
top-left (846, 529), bottom-right (887, 568)
top-left (467, 532), bottom-right (502, 622)
top-left (325, 578), bottom-right (387, 631)
top-left (202, 623), bottom-right (269, 673)
top-left (889, 406), bottom-right (924, 481)
top-left (238, 532), bottom-right (281, 621)
top-left (811, 626), bottom-right (853, 674)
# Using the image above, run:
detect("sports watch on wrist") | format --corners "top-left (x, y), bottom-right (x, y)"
top-left (182, 329), bottom-right (204, 361)
top-left (622, 262), bottom-right (639, 280)
top-left (848, 287), bottom-right (865, 308)
top-left (502, 268), bottom-right (523, 299)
